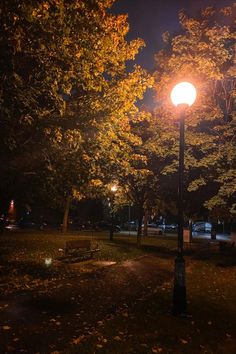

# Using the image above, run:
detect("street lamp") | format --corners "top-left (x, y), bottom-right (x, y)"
top-left (110, 185), bottom-right (118, 193)
top-left (110, 184), bottom-right (118, 241)
top-left (170, 81), bottom-right (197, 316)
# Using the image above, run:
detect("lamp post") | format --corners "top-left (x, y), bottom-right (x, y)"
top-left (170, 81), bottom-right (197, 316)
top-left (128, 202), bottom-right (131, 236)
top-left (110, 184), bottom-right (118, 241)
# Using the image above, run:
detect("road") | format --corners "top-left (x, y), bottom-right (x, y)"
top-left (120, 230), bottom-right (231, 241)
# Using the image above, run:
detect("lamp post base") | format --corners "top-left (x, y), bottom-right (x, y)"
top-left (110, 225), bottom-right (113, 241)
top-left (172, 254), bottom-right (187, 316)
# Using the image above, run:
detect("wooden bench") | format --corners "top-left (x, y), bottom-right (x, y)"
top-left (60, 240), bottom-right (100, 263)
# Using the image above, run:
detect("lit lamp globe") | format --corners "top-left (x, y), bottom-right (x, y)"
top-left (170, 82), bottom-right (197, 107)
top-left (111, 185), bottom-right (118, 193)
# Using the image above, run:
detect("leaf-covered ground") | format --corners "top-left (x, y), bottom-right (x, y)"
top-left (0, 231), bottom-right (236, 353)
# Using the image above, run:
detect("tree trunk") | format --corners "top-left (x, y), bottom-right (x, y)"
top-left (137, 206), bottom-right (144, 248)
top-left (109, 211), bottom-right (114, 241)
top-left (211, 222), bottom-right (217, 240)
top-left (143, 210), bottom-right (148, 237)
top-left (62, 195), bottom-right (71, 233)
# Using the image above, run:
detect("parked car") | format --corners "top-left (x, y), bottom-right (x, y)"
top-left (68, 221), bottom-right (91, 231)
top-left (192, 221), bottom-right (212, 233)
top-left (122, 221), bottom-right (138, 231)
top-left (94, 221), bottom-right (121, 232)
top-left (18, 218), bottom-right (48, 230)
top-left (158, 223), bottom-right (178, 232)
top-left (4, 220), bottom-right (20, 231)
top-left (142, 223), bottom-right (163, 235)
top-left (18, 219), bottom-right (38, 229)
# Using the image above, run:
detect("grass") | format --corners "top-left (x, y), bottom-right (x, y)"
top-left (0, 230), bottom-right (236, 353)
top-left (0, 229), bottom-right (177, 265)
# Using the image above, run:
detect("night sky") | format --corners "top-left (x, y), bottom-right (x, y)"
top-left (112, 0), bottom-right (234, 70)
top-left (112, 0), bottom-right (234, 108)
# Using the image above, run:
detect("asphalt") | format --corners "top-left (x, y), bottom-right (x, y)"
top-left (121, 230), bottom-right (231, 241)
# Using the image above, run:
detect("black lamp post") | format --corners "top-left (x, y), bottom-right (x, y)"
top-left (170, 81), bottom-right (197, 316)
top-left (109, 184), bottom-right (117, 241)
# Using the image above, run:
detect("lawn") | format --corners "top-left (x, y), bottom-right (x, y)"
top-left (0, 230), bottom-right (236, 353)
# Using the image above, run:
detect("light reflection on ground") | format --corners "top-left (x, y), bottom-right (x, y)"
top-left (93, 261), bottom-right (116, 266)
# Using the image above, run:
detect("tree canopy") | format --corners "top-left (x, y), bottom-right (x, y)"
top-left (0, 0), bottom-right (153, 226)
top-left (153, 3), bottom-right (236, 219)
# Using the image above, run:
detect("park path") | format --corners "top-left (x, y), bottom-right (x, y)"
top-left (0, 254), bottom-right (173, 354)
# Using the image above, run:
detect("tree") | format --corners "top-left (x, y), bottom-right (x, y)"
top-left (107, 109), bottom-right (178, 246)
top-left (153, 4), bottom-right (236, 220)
top-left (1, 0), bottom-right (153, 229)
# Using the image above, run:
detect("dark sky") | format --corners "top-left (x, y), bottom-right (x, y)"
top-left (112, 0), bottom-right (234, 108)
top-left (112, 0), bottom-right (234, 70)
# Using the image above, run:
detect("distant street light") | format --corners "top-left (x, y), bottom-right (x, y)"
top-left (110, 184), bottom-right (118, 241)
top-left (170, 81), bottom-right (197, 316)
top-left (110, 184), bottom-right (118, 193)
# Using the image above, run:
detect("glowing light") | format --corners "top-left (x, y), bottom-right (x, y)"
top-left (9, 200), bottom-right (14, 212)
top-left (45, 258), bottom-right (52, 266)
top-left (170, 82), bottom-right (197, 107)
top-left (111, 185), bottom-right (118, 192)
top-left (8, 200), bottom-right (16, 221)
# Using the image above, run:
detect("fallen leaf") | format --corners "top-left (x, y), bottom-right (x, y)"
top-left (7, 346), bottom-right (15, 351)
top-left (151, 347), bottom-right (162, 353)
top-left (2, 326), bottom-right (11, 330)
top-left (72, 335), bottom-right (85, 345)
top-left (180, 338), bottom-right (188, 344)
top-left (114, 336), bottom-right (121, 341)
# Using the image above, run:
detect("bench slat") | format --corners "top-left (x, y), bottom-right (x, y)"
top-left (62, 239), bottom-right (100, 261)
top-left (66, 240), bottom-right (91, 249)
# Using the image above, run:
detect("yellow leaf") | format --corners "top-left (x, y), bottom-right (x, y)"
top-left (72, 335), bottom-right (85, 345)
top-left (152, 347), bottom-right (163, 353)
top-left (114, 335), bottom-right (121, 341)
top-left (180, 338), bottom-right (188, 344)
top-left (2, 326), bottom-right (11, 330)
top-left (122, 312), bottom-right (128, 317)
